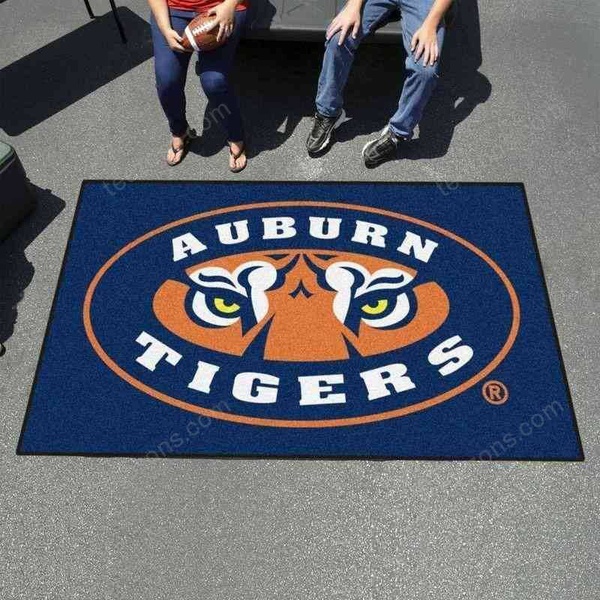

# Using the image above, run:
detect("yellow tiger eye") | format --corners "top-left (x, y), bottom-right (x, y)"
top-left (361, 299), bottom-right (389, 315)
top-left (214, 298), bottom-right (240, 314)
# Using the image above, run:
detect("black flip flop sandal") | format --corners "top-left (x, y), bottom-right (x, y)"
top-left (167, 127), bottom-right (196, 167)
top-left (228, 142), bottom-right (247, 173)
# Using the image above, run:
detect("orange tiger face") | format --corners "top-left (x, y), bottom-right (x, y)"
top-left (153, 250), bottom-right (450, 362)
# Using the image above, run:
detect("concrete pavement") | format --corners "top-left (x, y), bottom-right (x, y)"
top-left (0, 0), bottom-right (598, 598)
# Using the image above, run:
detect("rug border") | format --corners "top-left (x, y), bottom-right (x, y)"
top-left (16, 180), bottom-right (585, 461)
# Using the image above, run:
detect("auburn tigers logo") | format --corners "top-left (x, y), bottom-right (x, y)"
top-left (83, 201), bottom-right (519, 428)
top-left (153, 250), bottom-right (449, 361)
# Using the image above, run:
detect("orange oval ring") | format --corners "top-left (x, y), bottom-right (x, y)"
top-left (83, 201), bottom-right (521, 428)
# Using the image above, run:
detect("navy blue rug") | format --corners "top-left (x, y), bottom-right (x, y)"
top-left (18, 182), bottom-right (583, 460)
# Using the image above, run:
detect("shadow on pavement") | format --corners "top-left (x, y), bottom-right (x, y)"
top-left (404, 0), bottom-right (491, 160)
top-left (0, 7), bottom-right (152, 136)
top-left (190, 0), bottom-right (489, 160)
top-left (0, 185), bottom-right (65, 354)
top-left (338, 0), bottom-right (491, 158)
top-left (192, 38), bottom-right (319, 159)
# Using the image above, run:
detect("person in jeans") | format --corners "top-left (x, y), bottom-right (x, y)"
top-left (307, 0), bottom-right (453, 167)
top-left (148, 0), bottom-right (248, 171)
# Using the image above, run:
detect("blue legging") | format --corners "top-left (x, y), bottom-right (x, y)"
top-left (150, 9), bottom-right (246, 141)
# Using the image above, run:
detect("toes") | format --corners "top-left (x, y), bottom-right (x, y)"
top-left (167, 145), bottom-right (184, 165)
top-left (230, 152), bottom-right (246, 171)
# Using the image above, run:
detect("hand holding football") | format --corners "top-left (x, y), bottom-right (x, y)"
top-left (181, 14), bottom-right (226, 52)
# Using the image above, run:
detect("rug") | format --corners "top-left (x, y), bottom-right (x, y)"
top-left (17, 181), bottom-right (583, 459)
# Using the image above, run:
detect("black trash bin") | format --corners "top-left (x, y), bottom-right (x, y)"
top-left (0, 141), bottom-right (36, 241)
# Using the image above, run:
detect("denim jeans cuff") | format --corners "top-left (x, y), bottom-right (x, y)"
top-left (316, 106), bottom-right (342, 119)
top-left (388, 124), bottom-right (411, 140)
top-left (226, 132), bottom-right (245, 143)
top-left (170, 122), bottom-right (190, 137)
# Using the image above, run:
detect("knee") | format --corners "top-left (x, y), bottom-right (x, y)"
top-left (408, 57), bottom-right (440, 84)
top-left (325, 31), bottom-right (360, 53)
top-left (200, 70), bottom-right (228, 97)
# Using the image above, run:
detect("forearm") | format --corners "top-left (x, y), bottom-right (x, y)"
top-left (345, 0), bottom-right (366, 12)
top-left (423, 0), bottom-right (453, 28)
top-left (147, 0), bottom-right (171, 33)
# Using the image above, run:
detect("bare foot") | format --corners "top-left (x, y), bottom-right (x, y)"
top-left (228, 140), bottom-right (247, 172)
top-left (167, 134), bottom-right (186, 166)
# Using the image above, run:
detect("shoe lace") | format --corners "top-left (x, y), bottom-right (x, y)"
top-left (314, 114), bottom-right (333, 136)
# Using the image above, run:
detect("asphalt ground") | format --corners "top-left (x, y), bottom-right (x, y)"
top-left (0, 0), bottom-right (598, 598)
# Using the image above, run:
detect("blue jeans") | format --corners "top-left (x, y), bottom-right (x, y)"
top-left (151, 9), bottom-right (246, 140)
top-left (316, 0), bottom-right (446, 138)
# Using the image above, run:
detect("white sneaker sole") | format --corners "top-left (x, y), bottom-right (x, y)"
top-left (361, 125), bottom-right (390, 160)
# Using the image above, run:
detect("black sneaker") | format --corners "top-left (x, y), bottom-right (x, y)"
top-left (306, 112), bottom-right (341, 156)
top-left (362, 126), bottom-right (402, 168)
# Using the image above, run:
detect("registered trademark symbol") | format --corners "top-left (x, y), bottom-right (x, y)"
top-left (483, 380), bottom-right (509, 405)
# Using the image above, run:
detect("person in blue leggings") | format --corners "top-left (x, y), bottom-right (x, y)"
top-left (149, 0), bottom-right (248, 171)
top-left (306, 0), bottom-right (453, 167)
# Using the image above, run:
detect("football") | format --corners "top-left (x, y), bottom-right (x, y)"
top-left (181, 14), bottom-right (224, 52)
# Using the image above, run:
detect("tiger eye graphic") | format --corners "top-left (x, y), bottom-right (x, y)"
top-left (153, 250), bottom-right (450, 362)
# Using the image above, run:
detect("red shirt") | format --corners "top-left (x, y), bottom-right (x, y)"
top-left (168, 0), bottom-right (248, 12)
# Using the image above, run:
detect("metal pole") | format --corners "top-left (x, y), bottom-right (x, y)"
top-left (108, 0), bottom-right (128, 43)
top-left (83, 0), bottom-right (95, 19)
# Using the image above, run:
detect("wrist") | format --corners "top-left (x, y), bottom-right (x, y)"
top-left (423, 10), bottom-right (443, 29)
top-left (157, 19), bottom-right (172, 35)
top-left (346, 0), bottom-right (363, 12)
top-left (422, 15), bottom-right (440, 30)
